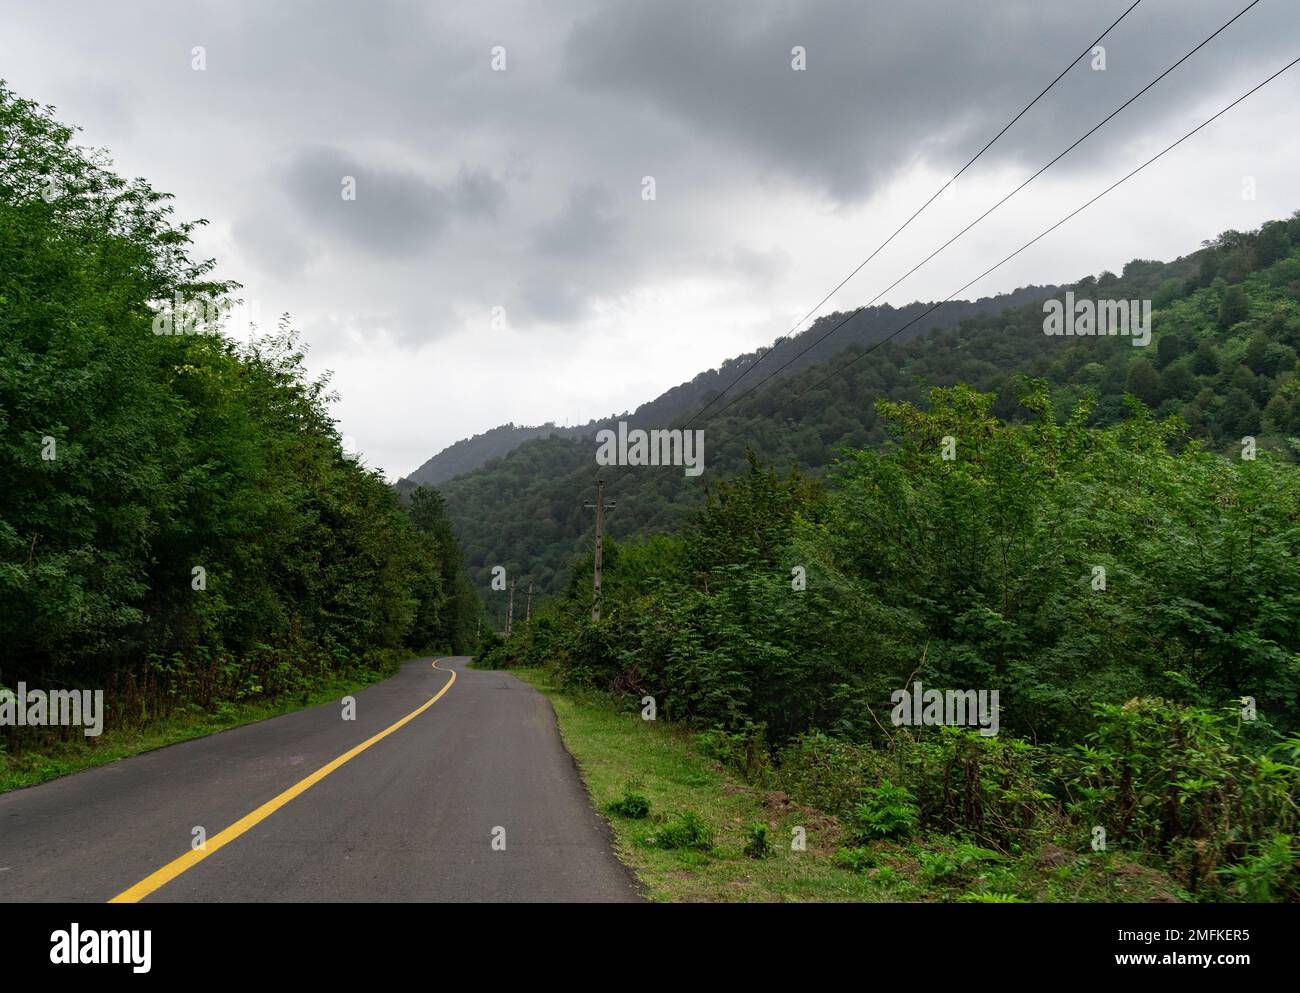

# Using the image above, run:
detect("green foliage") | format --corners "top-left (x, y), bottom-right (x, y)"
top-left (845, 781), bottom-right (920, 843)
top-left (694, 724), bottom-right (771, 783)
top-left (0, 82), bottom-right (479, 751)
top-left (652, 811), bottom-right (715, 851)
top-left (958, 891), bottom-right (1027, 903)
top-left (439, 213), bottom-right (1300, 598)
top-left (773, 733), bottom-right (882, 814)
top-left (1218, 834), bottom-right (1299, 902)
top-left (833, 847), bottom-right (877, 873)
top-left (402, 485), bottom-right (481, 655)
top-left (607, 787), bottom-right (651, 820)
top-left (490, 375), bottom-right (1300, 899)
top-left (917, 842), bottom-right (1006, 886)
top-left (743, 822), bottom-right (773, 859)
top-left (1073, 699), bottom-right (1299, 893)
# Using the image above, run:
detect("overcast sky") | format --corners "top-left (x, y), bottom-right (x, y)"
top-left (3, 0), bottom-right (1298, 479)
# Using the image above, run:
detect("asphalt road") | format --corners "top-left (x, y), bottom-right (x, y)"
top-left (0, 657), bottom-right (642, 902)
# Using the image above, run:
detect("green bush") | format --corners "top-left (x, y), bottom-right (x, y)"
top-left (1073, 699), bottom-right (1300, 895)
top-left (917, 842), bottom-right (1006, 886)
top-left (834, 847), bottom-right (877, 873)
top-left (607, 789), bottom-right (650, 820)
top-left (652, 811), bottom-right (714, 851)
top-left (844, 781), bottom-right (919, 843)
top-left (1219, 834), bottom-right (1299, 902)
top-left (743, 823), bottom-right (773, 859)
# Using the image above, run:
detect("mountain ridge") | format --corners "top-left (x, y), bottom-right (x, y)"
top-left (398, 283), bottom-right (1062, 489)
top-left (423, 213), bottom-right (1300, 601)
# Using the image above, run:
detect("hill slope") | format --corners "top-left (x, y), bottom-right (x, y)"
top-left (399, 285), bottom-right (1061, 489)
top-left (434, 215), bottom-right (1300, 602)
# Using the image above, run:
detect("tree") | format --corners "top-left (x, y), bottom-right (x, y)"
top-left (1218, 388), bottom-right (1261, 438)
top-left (1156, 333), bottom-right (1185, 369)
top-left (0, 80), bottom-right (466, 730)
top-left (1160, 362), bottom-right (1196, 403)
top-left (1125, 359), bottom-right (1162, 407)
top-left (1191, 340), bottom-right (1221, 376)
top-left (1219, 284), bottom-right (1250, 329)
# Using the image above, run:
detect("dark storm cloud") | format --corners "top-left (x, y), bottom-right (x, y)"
top-left (516, 268), bottom-right (590, 323)
top-left (280, 145), bottom-right (451, 256)
top-left (450, 165), bottom-right (509, 219)
top-left (277, 147), bottom-right (509, 258)
top-left (565, 0), bottom-right (1299, 202)
top-left (532, 181), bottom-right (624, 258)
top-left (7, 0), bottom-right (1298, 343)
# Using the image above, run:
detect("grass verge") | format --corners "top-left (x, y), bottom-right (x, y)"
top-left (509, 664), bottom-right (1186, 904)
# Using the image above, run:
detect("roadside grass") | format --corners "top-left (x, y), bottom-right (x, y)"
top-left (508, 664), bottom-right (1186, 904)
top-left (0, 665), bottom-right (397, 795)
top-left (509, 666), bottom-right (888, 902)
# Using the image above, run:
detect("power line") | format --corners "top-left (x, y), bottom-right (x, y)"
top-left (603, 2), bottom-right (1148, 496)
top-left (679, 0), bottom-right (1147, 428)
top-left (758, 54), bottom-right (1299, 423)
top-left (682, 0), bottom-right (1264, 432)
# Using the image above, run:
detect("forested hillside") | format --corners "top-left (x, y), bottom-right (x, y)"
top-left (0, 84), bottom-right (479, 762)
top-left (485, 382), bottom-right (1300, 901)
top-left (401, 421), bottom-right (591, 488)
top-left (444, 215), bottom-right (1300, 599)
top-left (400, 285), bottom-right (1059, 492)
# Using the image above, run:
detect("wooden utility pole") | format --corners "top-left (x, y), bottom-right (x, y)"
top-left (526, 581), bottom-right (534, 625)
top-left (506, 578), bottom-right (515, 636)
top-left (584, 479), bottom-right (615, 621)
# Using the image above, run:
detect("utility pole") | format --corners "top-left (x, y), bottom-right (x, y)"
top-left (506, 578), bottom-right (514, 636)
top-left (526, 581), bottom-right (534, 625)
top-left (584, 479), bottom-right (615, 621)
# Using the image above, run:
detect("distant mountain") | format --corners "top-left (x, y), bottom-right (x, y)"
top-left (398, 284), bottom-right (1060, 489)
top-left (403, 422), bottom-right (591, 488)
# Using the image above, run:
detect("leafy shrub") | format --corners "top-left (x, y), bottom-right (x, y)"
top-left (834, 847), bottom-right (877, 873)
top-left (1074, 699), bottom-right (1299, 894)
top-left (844, 781), bottom-right (919, 843)
top-left (743, 823), bottom-right (773, 859)
top-left (774, 732), bottom-right (883, 815)
top-left (1218, 834), bottom-right (1298, 902)
top-left (652, 811), bottom-right (714, 851)
top-left (607, 789), bottom-right (650, 820)
top-left (917, 842), bottom-right (1006, 885)
top-left (894, 728), bottom-right (1061, 849)
top-left (694, 724), bottom-right (770, 783)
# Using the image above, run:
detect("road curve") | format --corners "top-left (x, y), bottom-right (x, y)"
top-left (0, 657), bottom-right (642, 902)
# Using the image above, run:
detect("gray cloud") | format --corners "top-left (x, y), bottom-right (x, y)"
top-left (233, 208), bottom-right (320, 279)
top-left (516, 268), bottom-right (590, 323)
top-left (450, 165), bottom-right (509, 219)
top-left (565, 0), bottom-right (1298, 201)
top-left (532, 181), bottom-right (624, 258)
top-left (280, 145), bottom-right (451, 257)
top-left (272, 148), bottom-right (510, 262)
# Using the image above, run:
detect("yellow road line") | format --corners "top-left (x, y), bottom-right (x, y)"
top-left (108, 658), bottom-right (457, 903)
